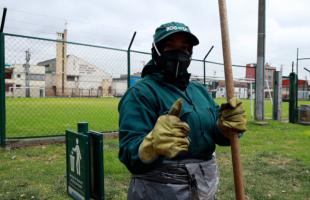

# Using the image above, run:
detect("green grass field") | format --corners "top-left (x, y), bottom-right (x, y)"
top-left (6, 97), bottom-right (119, 138)
top-left (5, 97), bottom-right (309, 138)
top-left (0, 120), bottom-right (309, 199)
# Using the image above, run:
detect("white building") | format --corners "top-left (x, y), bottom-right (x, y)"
top-left (216, 87), bottom-right (249, 99)
top-left (5, 64), bottom-right (45, 97)
top-left (111, 74), bottom-right (141, 97)
top-left (111, 76), bottom-right (127, 97)
top-left (38, 55), bottom-right (112, 97)
top-left (215, 80), bottom-right (249, 99)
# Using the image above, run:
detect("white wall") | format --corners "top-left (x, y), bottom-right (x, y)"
top-left (111, 80), bottom-right (127, 97)
top-left (216, 87), bottom-right (249, 99)
top-left (8, 64), bottom-right (45, 97)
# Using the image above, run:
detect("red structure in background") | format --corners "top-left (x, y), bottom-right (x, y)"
top-left (282, 78), bottom-right (309, 100)
top-left (246, 63), bottom-right (309, 99)
top-left (245, 64), bottom-right (256, 79)
top-left (4, 68), bottom-right (13, 92)
top-left (282, 79), bottom-right (308, 88)
top-left (246, 63), bottom-right (308, 88)
top-left (245, 63), bottom-right (276, 88)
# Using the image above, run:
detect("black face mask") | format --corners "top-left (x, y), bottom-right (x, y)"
top-left (156, 50), bottom-right (191, 90)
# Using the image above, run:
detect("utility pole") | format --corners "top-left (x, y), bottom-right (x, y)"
top-left (255, 0), bottom-right (266, 121)
top-left (24, 49), bottom-right (31, 97)
top-left (296, 48), bottom-right (299, 76)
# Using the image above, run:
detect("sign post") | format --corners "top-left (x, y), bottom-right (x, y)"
top-left (89, 131), bottom-right (104, 199)
top-left (66, 122), bottom-right (104, 200)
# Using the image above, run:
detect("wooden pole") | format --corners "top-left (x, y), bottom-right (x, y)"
top-left (218, 0), bottom-right (245, 199)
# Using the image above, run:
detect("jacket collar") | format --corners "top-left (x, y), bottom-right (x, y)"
top-left (142, 60), bottom-right (193, 103)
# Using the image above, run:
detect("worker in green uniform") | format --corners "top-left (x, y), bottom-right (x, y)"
top-left (118, 22), bottom-right (247, 200)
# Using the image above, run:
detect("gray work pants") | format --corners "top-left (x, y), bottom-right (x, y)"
top-left (128, 157), bottom-right (219, 200)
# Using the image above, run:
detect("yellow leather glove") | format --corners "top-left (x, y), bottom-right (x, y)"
top-left (138, 98), bottom-right (190, 163)
top-left (218, 97), bottom-right (247, 136)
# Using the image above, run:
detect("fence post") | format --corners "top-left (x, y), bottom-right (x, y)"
top-left (273, 71), bottom-right (282, 120)
top-left (127, 31), bottom-right (136, 89)
top-left (0, 33), bottom-right (5, 147)
top-left (0, 8), bottom-right (7, 147)
top-left (203, 45), bottom-right (214, 86)
top-left (289, 72), bottom-right (298, 123)
top-left (78, 122), bottom-right (89, 135)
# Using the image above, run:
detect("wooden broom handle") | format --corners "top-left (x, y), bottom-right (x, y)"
top-left (218, 0), bottom-right (245, 199)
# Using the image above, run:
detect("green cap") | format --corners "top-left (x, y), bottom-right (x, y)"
top-left (153, 22), bottom-right (199, 46)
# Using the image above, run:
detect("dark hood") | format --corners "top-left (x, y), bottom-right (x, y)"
top-left (141, 60), bottom-right (161, 78)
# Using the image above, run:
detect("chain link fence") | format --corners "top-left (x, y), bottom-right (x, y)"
top-left (6, 32), bottom-right (297, 139)
top-left (4, 33), bottom-right (128, 138)
top-left (2, 33), bottom-right (252, 139)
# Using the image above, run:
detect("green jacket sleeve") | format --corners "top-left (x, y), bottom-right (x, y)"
top-left (118, 86), bottom-right (161, 174)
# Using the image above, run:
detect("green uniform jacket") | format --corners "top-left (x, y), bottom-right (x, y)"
top-left (118, 62), bottom-right (230, 174)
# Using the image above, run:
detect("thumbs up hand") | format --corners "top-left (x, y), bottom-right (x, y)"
top-left (139, 98), bottom-right (190, 163)
top-left (168, 98), bottom-right (183, 116)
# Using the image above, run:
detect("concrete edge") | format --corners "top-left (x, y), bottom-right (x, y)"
top-left (5, 132), bottom-right (119, 149)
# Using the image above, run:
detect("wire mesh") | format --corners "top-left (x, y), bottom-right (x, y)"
top-left (4, 34), bottom-right (127, 138)
top-left (2, 33), bottom-right (251, 138)
top-left (4, 33), bottom-right (309, 138)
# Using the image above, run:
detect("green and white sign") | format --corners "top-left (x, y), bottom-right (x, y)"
top-left (66, 122), bottom-right (104, 200)
top-left (66, 130), bottom-right (90, 200)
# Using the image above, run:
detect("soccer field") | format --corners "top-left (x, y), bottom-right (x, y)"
top-left (6, 97), bottom-right (120, 138)
top-left (5, 97), bottom-right (309, 138)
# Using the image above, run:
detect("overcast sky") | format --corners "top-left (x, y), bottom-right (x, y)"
top-left (1, 0), bottom-right (310, 80)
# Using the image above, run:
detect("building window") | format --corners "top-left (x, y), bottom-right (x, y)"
top-left (67, 75), bottom-right (77, 81)
top-left (17, 74), bottom-right (21, 78)
top-left (28, 74), bottom-right (45, 81)
top-left (16, 84), bottom-right (21, 88)
top-left (5, 73), bottom-right (12, 79)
